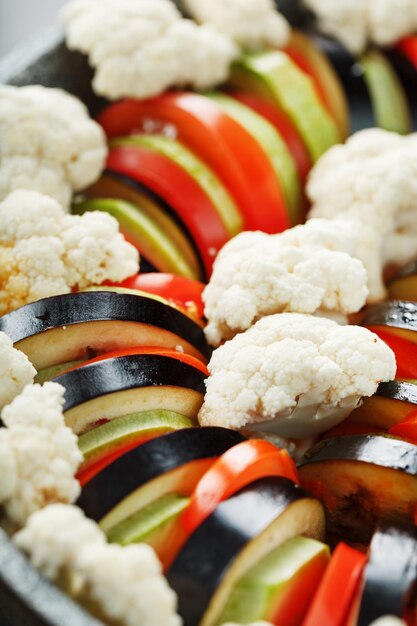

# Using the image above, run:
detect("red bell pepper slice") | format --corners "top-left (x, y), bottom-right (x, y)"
top-left (396, 36), bottom-right (417, 69)
top-left (181, 439), bottom-right (299, 536)
top-left (108, 273), bottom-right (205, 321)
top-left (388, 409), bottom-right (417, 444)
top-left (65, 346), bottom-right (209, 376)
top-left (365, 326), bottom-right (417, 379)
top-left (107, 144), bottom-right (230, 276)
top-left (232, 91), bottom-right (312, 184)
top-left (99, 95), bottom-right (290, 233)
top-left (302, 543), bottom-right (367, 626)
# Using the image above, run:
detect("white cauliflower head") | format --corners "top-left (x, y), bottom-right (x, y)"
top-left (307, 129), bottom-right (417, 302)
top-left (0, 383), bottom-right (82, 527)
top-left (0, 331), bottom-right (36, 409)
top-left (199, 313), bottom-right (396, 438)
top-left (0, 85), bottom-right (107, 208)
top-left (183, 0), bottom-right (290, 50)
top-left (14, 504), bottom-right (105, 580)
top-left (0, 190), bottom-right (139, 315)
top-left (304, 0), bottom-right (417, 54)
top-left (204, 223), bottom-right (368, 346)
top-left (62, 0), bottom-right (238, 100)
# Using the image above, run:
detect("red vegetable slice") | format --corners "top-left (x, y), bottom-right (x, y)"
top-left (99, 95), bottom-right (290, 233)
top-left (396, 36), bottom-right (417, 69)
top-left (388, 409), bottom-right (417, 444)
top-left (231, 91), bottom-right (312, 184)
top-left (303, 543), bottom-right (367, 626)
top-left (108, 273), bottom-right (205, 321)
top-left (107, 145), bottom-right (230, 275)
top-left (182, 440), bottom-right (299, 535)
top-left (366, 326), bottom-right (417, 379)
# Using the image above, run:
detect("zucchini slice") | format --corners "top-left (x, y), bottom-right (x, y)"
top-left (0, 291), bottom-right (210, 369)
top-left (167, 477), bottom-right (325, 626)
top-left (299, 434), bottom-right (417, 544)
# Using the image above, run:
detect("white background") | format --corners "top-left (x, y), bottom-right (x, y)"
top-left (0, 0), bottom-right (66, 56)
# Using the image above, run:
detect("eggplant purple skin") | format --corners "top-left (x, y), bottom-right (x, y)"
top-left (358, 523), bottom-right (417, 626)
top-left (299, 434), bottom-right (417, 476)
top-left (362, 300), bottom-right (417, 331)
top-left (0, 291), bottom-right (210, 358)
top-left (167, 477), bottom-right (311, 626)
top-left (54, 353), bottom-right (207, 411)
top-left (377, 380), bottom-right (417, 404)
top-left (77, 427), bottom-right (245, 522)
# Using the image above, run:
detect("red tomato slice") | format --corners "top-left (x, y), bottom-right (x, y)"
top-left (107, 145), bottom-right (230, 275)
top-left (99, 95), bottom-right (290, 233)
top-left (388, 409), bottom-right (417, 444)
top-left (109, 273), bottom-right (205, 320)
top-left (396, 36), bottom-right (417, 68)
top-left (65, 346), bottom-right (209, 376)
top-left (232, 91), bottom-right (312, 184)
top-left (302, 543), bottom-right (367, 626)
top-left (365, 326), bottom-right (417, 379)
top-left (182, 439), bottom-right (299, 536)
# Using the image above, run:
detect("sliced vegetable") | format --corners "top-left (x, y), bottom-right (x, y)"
top-left (396, 36), bottom-right (417, 70)
top-left (80, 176), bottom-right (202, 280)
top-left (77, 427), bottom-right (244, 528)
top-left (362, 300), bottom-right (417, 345)
top-left (299, 435), bottom-right (417, 544)
top-left (349, 381), bottom-right (417, 429)
top-left (34, 360), bottom-right (84, 384)
top-left (55, 353), bottom-right (206, 434)
top-left (302, 542), bottom-right (367, 626)
top-left (206, 92), bottom-right (302, 225)
top-left (0, 291), bottom-right (210, 370)
top-left (112, 135), bottom-right (243, 237)
top-left (285, 30), bottom-right (349, 140)
top-left (77, 410), bottom-right (195, 486)
top-left (365, 327), bottom-right (417, 379)
top-left (388, 260), bottom-right (417, 302)
top-left (388, 410), bottom-right (417, 444)
top-left (229, 51), bottom-right (340, 162)
top-left (99, 93), bottom-right (290, 233)
top-left (168, 477), bottom-right (325, 626)
top-left (231, 91), bottom-right (311, 184)
top-left (218, 536), bottom-right (329, 626)
top-left (107, 273), bottom-right (205, 321)
top-left (107, 144), bottom-right (230, 275)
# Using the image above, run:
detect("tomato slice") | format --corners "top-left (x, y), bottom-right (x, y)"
top-left (388, 409), bottom-right (417, 444)
top-left (231, 91), bottom-right (312, 184)
top-left (365, 326), bottom-right (417, 379)
top-left (65, 346), bottom-right (209, 376)
top-left (99, 95), bottom-right (290, 233)
top-left (108, 273), bottom-right (205, 321)
top-left (107, 145), bottom-right (230, 276)
top-left (302, 543), bottom-right (367, 626)
top-left (396, 36), bottom-right (417, 69)
top-left (182, 439), bottom-right (299, 536)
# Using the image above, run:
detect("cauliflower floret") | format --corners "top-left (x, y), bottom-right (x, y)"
top-left (307, 129), bottom-right (417, 302)
top-left (62, 0), bottom-right (238, 100)
top-left (0, 190), bottom-right (139, 315)
top-left (0, 85), bottom-right (107, 208)
top-left (14, 504), bottom-right (105, 580)
top-left (204, 223), bottom-right (368, 346)
top-left (0, 331), bottom-right (36, 409)
top-left (79, 543), bottom-right (181, 626)
top-left (304, 0), bottom-right (417, 54)
top-left (0, 383), bottom-right (82, 527)
top-left (183, 0), bottom-right (290, 50)
top-left (15, 504), bottom-right (181, 626)
top-left (199, 313), bottom-right (396, 438)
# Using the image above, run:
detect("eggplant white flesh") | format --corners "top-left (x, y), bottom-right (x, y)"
top-left (167, 477), bottom-right (325, 626)
top-left (0, 291), bottom-right (210, 369)
top-left (298, 435), bottom-right (417, 544)
top-left (358, 523), bottom-right (417, 625)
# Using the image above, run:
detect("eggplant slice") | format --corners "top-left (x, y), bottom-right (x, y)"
top-left (358, 523), bottom-right (417, 625)
top-left (77, 427), bottom-right (244, 530)
top-left (298, 435), bottom-right (417, 544)
top-left (362, 300), bottom-right (417, 332)
top-left (349, 381), bottom-right (417, 429)
top-left (167, 477), bottom-right (325, 626)
top-left (0, 291), bottom-right (210, 369)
